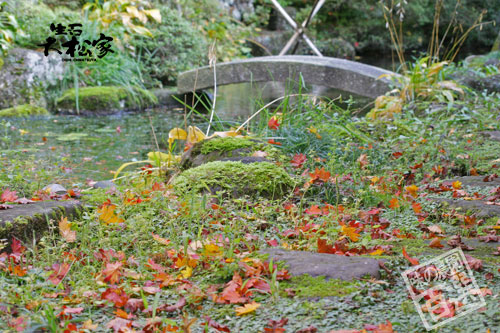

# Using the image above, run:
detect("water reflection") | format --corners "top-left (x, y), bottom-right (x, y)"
top-left (206, 81), bottom-right (371, 121)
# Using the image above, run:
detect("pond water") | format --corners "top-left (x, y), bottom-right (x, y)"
top-left (1, 110), bottom-right (187, 185)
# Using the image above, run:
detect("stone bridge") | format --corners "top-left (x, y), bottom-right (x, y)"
top-left (177, 56), bottom-right (396, 99)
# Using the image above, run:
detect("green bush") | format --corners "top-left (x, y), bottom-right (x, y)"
top-left (9, 1), bottom-right (79, 49)
top-left (130, 6), bottom-right (207, 87)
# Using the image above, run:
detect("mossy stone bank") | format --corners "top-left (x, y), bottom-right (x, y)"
top-left (0, 104), bottom-right (49, 117)
top-left (56, 86), bottom-right (158, 115)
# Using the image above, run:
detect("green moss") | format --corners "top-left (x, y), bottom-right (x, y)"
top-left (280, 274), bottom-right (359, 298)
top-left (200, 137), bottom-right (256, 155)
top-left (173, 161), bottom-right (294, 198)
top-left (0, 104), bottom-right (49, 117)
top-left (56, 86), bottom-right (158, 113)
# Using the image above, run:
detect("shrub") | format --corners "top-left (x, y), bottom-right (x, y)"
top-left (130, 6), bottom-right (207, 86)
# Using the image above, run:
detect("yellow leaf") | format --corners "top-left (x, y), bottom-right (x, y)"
top-left (341, 225), bottom-right (360, 242)
top-left (59, 217), bottom-right (76, 243)
top-left (187, 126), bottom-right (206, 144)
top-left (369, 249), bottom-right (384, 256)
top-left (147, 151), bottom-right (171, 165)
top-left (405, 185), bottom-right (419, 198)
top-left (235, 301), bottom-right (260, 316)
top-left (82, 319), bottom-right (98, 330)
top-left (180, 266), bottom-right (193, 279)
top-left (452, 181), bottom-right (462, 190)
top-left (169, 128), bottom-right (187, 141)
top-left (203, 243), bottom-right (222, 257)
top-left (97, 204), bottom-right (124, 224)
top-left (144, 9), bottom-right (161, 23)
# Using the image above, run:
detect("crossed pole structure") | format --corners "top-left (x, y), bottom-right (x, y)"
top-left (269, 0), bottom-right (325, 57)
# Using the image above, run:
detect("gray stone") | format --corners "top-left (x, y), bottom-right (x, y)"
top-left (430, 197), bottom-right (500, 218)
top-left (261, 248), bottom-right (381, 281)
top-left (0, 48), bottom-right (63, 109)
top-left (317, 38), bottom-right (356, 59)
top-left (218, 0), bottom-right (254, 22)
top-left (177, 55), bottom-right (395, 99)
top-left (445, 175), bottom-right (500, 188)
top-left (481, 131), bottom-right (500, 142)
top-left (251, 30), bottom-right (294, 56)
top-left (151, 87), bottom-right (183, 108)
top-left (93, 180), bottom-right (116, 190)
top-left (42, 184), bottom-right (67, 195)
top-left (0, 200), bottom-right (82, 251)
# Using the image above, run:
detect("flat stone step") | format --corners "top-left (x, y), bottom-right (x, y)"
top-left (430, 197), bottom-right (500, 218)
top-left (261, 248), bottom-right (381, 281)
top-left (0, 200), bottom-right (82, 251)
top-left (481, 131), bottom-right (500, 142)
top-left (445, 175), bottom-right (500, 188)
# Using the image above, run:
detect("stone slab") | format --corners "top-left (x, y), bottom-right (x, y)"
top-left (261, 248), bottom-right (381, 281)
top-left (177, 55), bottom-right (396, 99)
top-left (481, 131), bottom-right (500, 142)
top-left (445, 175), bottom-right (500, 188)
top-left (0, 200), bottom-right (82, 251)
top-left (430, 197), bottom-right (500, 218)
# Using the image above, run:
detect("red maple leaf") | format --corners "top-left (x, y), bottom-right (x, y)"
top-left (101, 287), bottom-right (129, 307)
top-left (309, 167), bottom-right (331, 183)
top-left (102, 262), bottom-right (123, 284)
top-left (48, 262), bottom-right (71, 285)
top-left (268, 117), bottom-right (280, 130)
top-left (1, 188), bottom-right (18, 203)
top-left (290, 153), bottom-right (307, 168)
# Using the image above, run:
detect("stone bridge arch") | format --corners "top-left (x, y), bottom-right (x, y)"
top-left (177, 56), bottom-right (396, 99)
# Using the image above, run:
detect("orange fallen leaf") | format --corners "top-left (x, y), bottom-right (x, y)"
top-left (235, 301), bottom-right (260, 316)
top-left (97, 201), bottom-right (125, 224)
top-left (341, 225), bottom-right (360, 242)
top-left (402, 247), bottom-right (419, 266)
top-left (406, 185), bottom-right (419, 198)
top-left (389, 197), bottom-right (400, 209)
top-left (429, 238), bottom-right (444, 248)
top-left (452, 181), bottom-right (462, 189)
top-left (59, 217), bottom-right (76, 243)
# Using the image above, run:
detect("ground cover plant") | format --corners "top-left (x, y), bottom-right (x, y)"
top-left (1, 53), bottom-right (500, 332)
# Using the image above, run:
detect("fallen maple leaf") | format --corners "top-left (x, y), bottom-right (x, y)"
top-left (1, 188), bottom-right (18, 202)
top-left (358, 153), bottom-right (369, 169)
top-left (97, 201), bottom-right (124, 224)
top-left (235, 301), bottom-right (260, 316)
top-left (406, 185), bottom-right (419, 198)
top-left (59, 217), bottom-right (76, 243)
top-left (48, 262), bottom-right (71, 285)
top-left (107, 317), bottom-right (132, 333)
top-left (268, 117), bottom-right (280, 130)
top-left (81, 319), bottom-right (98, 330)
top-left (290, 153), bottom-right (307, 169)
top-left (469, 288), bottom-right (493, 296)
top-left (452, 180), bottom-right (462, 189)
top-left (341, 225), bottom-right (360, 242)
top-left (402, 247), bottom-right (419, 266)
top-left (203, 316), bottom-right (230, 332)
top-left (102, 262), bottom-right (123, 284)
top-left (152, 233), bottom-right (171, 246)
top-left (429, 238), bottom-right (444, 248)
top-left (412, 202), bottom-right (422, 214)
top-left (388, 197), bottom-right (400, 210)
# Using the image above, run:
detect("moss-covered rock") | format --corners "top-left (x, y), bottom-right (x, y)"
top-left (56, 86), bottom-right (158, 115)
top-left (173, 161), bottom-right (294, 199)
top-left (180, 137), bottom-right (281, 170)
top-left (0, 104), bottom-right (49, 117)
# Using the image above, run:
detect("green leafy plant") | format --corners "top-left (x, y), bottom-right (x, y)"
top-left (0, 1), bottom-right (20, 55)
